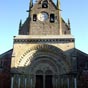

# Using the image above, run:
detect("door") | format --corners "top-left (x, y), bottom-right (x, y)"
top-left (35, 75), bottom-right (53, 88)
top-left (35, 75), bottom-right (43, 88)
top-left (45, 75), bottom-right (53, 88)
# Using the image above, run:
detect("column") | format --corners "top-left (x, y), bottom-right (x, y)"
top-left (56, 78), bottom-right (58, 88)
top-left (32, 76), bottom-right (35, 88)
top-left (26, 75), bottom-right (30, 88)
top-left (18, 77), bottom-right (21, 88)
top-left (58, 76), bottom-right (61, 88)
top-left (31, 78), bottom-right (32, 88)
top-left (24, 78), bottom-right (27, 88)
top-left (74, 78), bottom-right (77, 88)
top-left (43, 74), bottom-right (45, 88)
top-left (11, 77), bottom-right (14, 88)
top-left (67, 78), bottom-right (70, 88)
top-left (52, 75), bottom-right (56, 88)
top-left (61, 77), bottom-right (64, 88)
top-left (55, 75), bottom-right (58, 88)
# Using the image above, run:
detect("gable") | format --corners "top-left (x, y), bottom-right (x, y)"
top-left (18, 0), bottom-right (71, 35)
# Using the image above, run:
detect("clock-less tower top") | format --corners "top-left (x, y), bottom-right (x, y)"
top-left (19, 0), bottom-right (71, 35)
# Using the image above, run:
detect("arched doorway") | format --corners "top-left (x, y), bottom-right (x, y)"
top-left (11, 44), bottom-right (72, 88)
top-left (35, 70), bottom-right (53, 88)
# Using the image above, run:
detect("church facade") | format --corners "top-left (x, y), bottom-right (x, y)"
top-left (0, 0), bottom-right (88, 88)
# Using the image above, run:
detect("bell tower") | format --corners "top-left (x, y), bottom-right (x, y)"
top-left (19, 0), bottom-right (71, 35)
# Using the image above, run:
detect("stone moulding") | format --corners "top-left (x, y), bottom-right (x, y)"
top-left (14, 38), bottom-right (74, 44)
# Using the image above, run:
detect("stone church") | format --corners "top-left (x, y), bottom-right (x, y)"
top-left (0, 0), bottom-right (88, 88)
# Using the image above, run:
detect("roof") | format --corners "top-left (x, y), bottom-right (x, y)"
top-left (0, 49), bottom-right (13, 59)
top-left (76, 48), bottom-right (88, 57)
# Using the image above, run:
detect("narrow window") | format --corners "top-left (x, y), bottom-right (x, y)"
top-left (42, 0), bottom-right (48, 8)
top-left (50, 14), bottom-right (55, 23)
top-left (33, 14), bottom-right (37, 21)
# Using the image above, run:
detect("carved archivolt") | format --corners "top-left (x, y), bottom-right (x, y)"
top-left (17, 44), bottom-right (71, 74)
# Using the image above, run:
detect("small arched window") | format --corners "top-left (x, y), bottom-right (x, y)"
top-left (50, 14), bottom-right (55, 23)
top-left (42, 0), bottom-right (48, 8)
top-left (33, 14), bottom-right (37, 21)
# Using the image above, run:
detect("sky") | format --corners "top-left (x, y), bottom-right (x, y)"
top-left (0, 0), bottom-right (88, 54)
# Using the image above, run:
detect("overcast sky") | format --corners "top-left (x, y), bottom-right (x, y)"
top-left (0, 0), bottom-right (88, 54)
